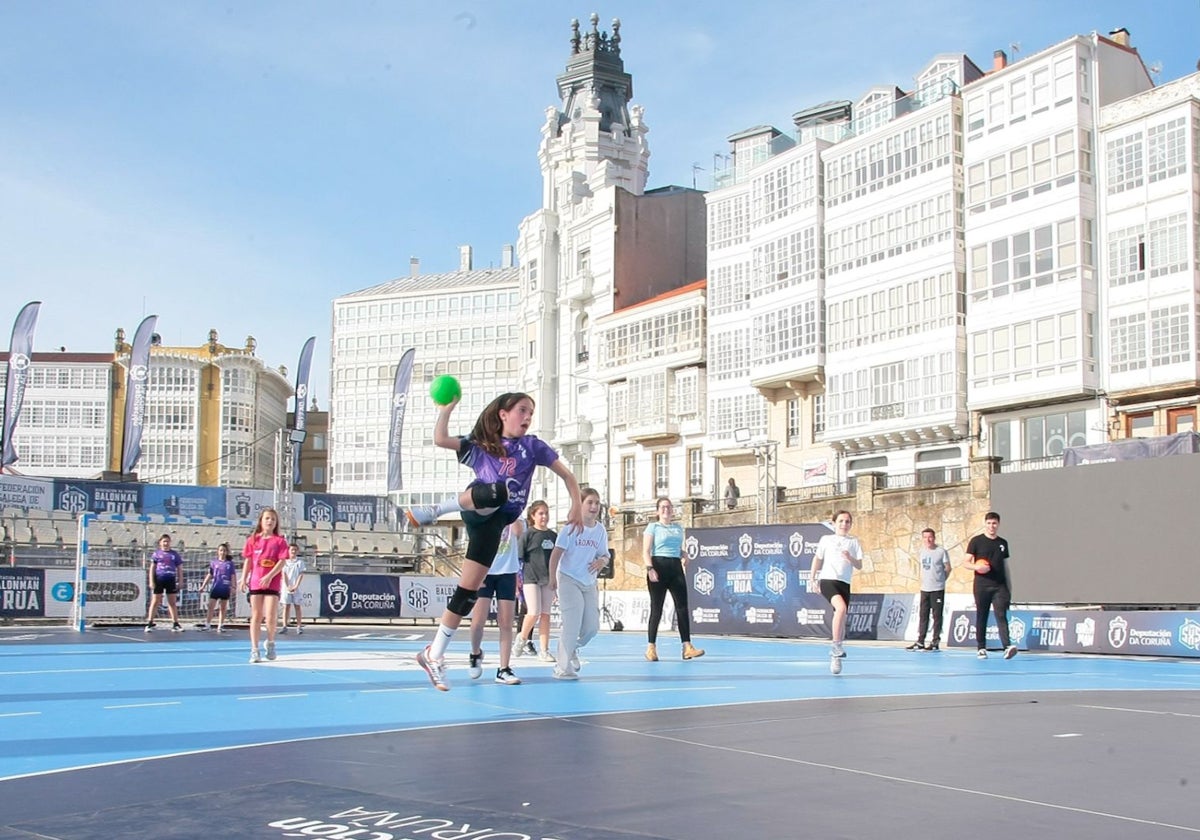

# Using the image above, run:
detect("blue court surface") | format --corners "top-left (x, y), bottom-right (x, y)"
top-left (1, 625), bottom-right (1197, 839)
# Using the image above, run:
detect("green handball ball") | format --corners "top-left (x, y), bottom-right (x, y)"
top-left (429, 374), bottom-right (462, 406)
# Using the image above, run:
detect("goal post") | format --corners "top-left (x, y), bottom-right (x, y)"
top-left (71, 512), bottom-right (256, 631)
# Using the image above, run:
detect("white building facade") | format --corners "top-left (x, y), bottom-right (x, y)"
top-left (0, 352), bottom-right (112, 479)
top-left (705, 29), bottom-right (1157, 492)
top-left (1097, 71), bottom-right (1200, 436)
top-left (964, 33), bottom-right (1152, 464)
top-left (516, 15), bottom-right (706, 514)
top-left (328, 255), bottom-right (521, 506)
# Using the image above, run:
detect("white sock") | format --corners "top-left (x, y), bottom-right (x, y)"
top-left (429, 624), bottom-right (456, 659)
top-left (434, 497), bottom-right (463, 516)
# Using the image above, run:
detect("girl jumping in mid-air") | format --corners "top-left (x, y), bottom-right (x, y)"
top-left (407, 391), bottom-right (582, 691)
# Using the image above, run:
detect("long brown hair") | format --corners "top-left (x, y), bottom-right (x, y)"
top-left (253, 507), bottom-right (282, 538)
top-left (471, 392), bottom-right (533, 457)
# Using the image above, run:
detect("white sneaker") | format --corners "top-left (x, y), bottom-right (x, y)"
top-left (197, 624), bottom-right (209, 632)
top-left (265, 641), bottom-right (276, 661)
top-left (216, 625), bottom-right (225, 633)
top-left (552, 667), bottom-right (578, 680)
top-left (405, 505), bottom-right (438, 527)
top-left (538, 650), bottom-right (556, 663)
top-left (296, 626), bottom-right (304, 635)
top-left (830, 655), bottom-right (843, 675)
top-left (416, 644), bottom-right (449, 691)
top-left (977, 649), bottom-right (988, 659)
top-left (144, 623), bottom-right (155, 633)
top-left (831, 642), bottom-right (846, 658)
top-left (1004, 645), bottom-right (1018, 660)
top-left (569, 651), bottom-right (581, 672)
top-left (279, 626), bottom-right (288, 635)
top-left (468, 651), bottom-right (483, 679)
top-left (249, 648), bottom-right (262, 664)
top-left (495, 667), bottom-right (521, 685)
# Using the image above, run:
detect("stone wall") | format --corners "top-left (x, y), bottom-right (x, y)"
top-left (607, 456), bottom-right (1001, 597)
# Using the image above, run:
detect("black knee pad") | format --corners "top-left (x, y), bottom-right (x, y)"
top-left (447, 585), bottom-right (479, 617)
top-left (469, 481), bottom-right (509, 509)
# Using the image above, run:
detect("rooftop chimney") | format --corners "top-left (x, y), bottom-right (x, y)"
top-left (1109, 28), bottom-right (1131, 47)
top-left (993, 49), bottom-right (1008, 71)
top-left (459, 245), bottom-right (473, 272)
top-left (501, 244), bottom-right (514, 268)
top-left (409, 257), bottom-right (420, 277)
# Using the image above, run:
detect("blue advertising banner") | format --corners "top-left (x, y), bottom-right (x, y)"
top-left (52, 480), bottom-right (142, 515)
top-left (142, 484), bottom-right (227, 518)
top-left (0, 567), bottom-right (44, 617)
top-left (318, 573), bottom-right (401, 619)
top-left (947, 607), bottom-right (1200, 658)
top-left (304, 493), bottom-right (387, 527)
top-left (684, 523), bottom-right (885, 639)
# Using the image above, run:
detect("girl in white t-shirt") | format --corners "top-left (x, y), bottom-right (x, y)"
top-left (810, 509), bottom-right (863, 674)
top-left (548, 488), bottom-right (610, 680)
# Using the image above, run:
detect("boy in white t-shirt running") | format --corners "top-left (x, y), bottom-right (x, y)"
top-left (810, 510), bottom-right (863, 675)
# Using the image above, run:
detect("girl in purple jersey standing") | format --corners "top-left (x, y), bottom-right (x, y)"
top-left (408, 392), bottom-right (582, 692)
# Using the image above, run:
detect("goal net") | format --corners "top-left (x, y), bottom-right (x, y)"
top-left (71, 513), bottom-right (256, 630)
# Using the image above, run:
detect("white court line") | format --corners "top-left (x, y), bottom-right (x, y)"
top-left (104, 702), bottom-right (182, 710)
top-left (1080, 703), bottom-right (1200, 719)
top-left (608, 686), bottom-right (736, 696)
top-left (579, 720), bottom-right (1200, 834)
top-left (361, 688), bottom-right (425, 694)
top-left (0, 712), bottom-right (40, 718)
top-left (236, 693), bottom-right (309, 701)
top-left (0, 663), bottom-right (242, 677)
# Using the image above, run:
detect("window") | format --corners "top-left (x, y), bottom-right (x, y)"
top-left (811, 394), bottom-right (825, 438)
top-left (1109, 313), bottom-right (1147, 373)
top-left (1024, 411), bottom-right (1087, 457)
top-left (1168, 408), bottom-right (1195, 435)
top-left (1127, 412), bottom-right (1155, 439)
top-left (1107, 225), bottom-right (1145, 286)
top-left (1148, 117), bottom-right (1186, 182)
top-left (1148, 214), bottom-right (1187, 277)
top-left (1151, 304), bottom-right (1190, 367)
top-left (576, 248), bottom-right (591, 274)
top-left (847, 455), bottom-right (887, 474)
top-left (1106, 133), bottom-right (1144, 193)
top-left (787, 399), bottom-right (801, 446)
top-left (688, 447), bottom-right (704, 496)
top-left (312, 466), bottom-right (325, 485)
top-left (527, 259), bottom-right (539, 291)
top-left (622, 456), bottom-right (635, 502)
top-left (654, 452), bottom-right (669, 494)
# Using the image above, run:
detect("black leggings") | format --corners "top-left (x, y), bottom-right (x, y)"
top-left (974, 583), bottom-right (1012, 649)
top-left (647, 556), bottom-right (692, 644)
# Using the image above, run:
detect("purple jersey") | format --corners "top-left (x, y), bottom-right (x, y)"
top-left (208, 558), bottom-right (237, 593)
top-left (458, 433), bottom-right (558, 518)
top-left (151, 549), bottom-right (183, 581)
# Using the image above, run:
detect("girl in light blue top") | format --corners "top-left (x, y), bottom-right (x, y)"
top-left (642, 497), bottom-right (704, 662)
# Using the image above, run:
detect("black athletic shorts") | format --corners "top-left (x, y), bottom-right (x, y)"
top-left (819, 578), bottom-right (852, 605)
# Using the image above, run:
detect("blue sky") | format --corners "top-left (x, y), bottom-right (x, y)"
top-left (2, 1), bottom-right (1198, 404)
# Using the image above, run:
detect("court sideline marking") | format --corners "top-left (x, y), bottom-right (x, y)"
top-left (552, 714), bottom-right (1200, 834)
